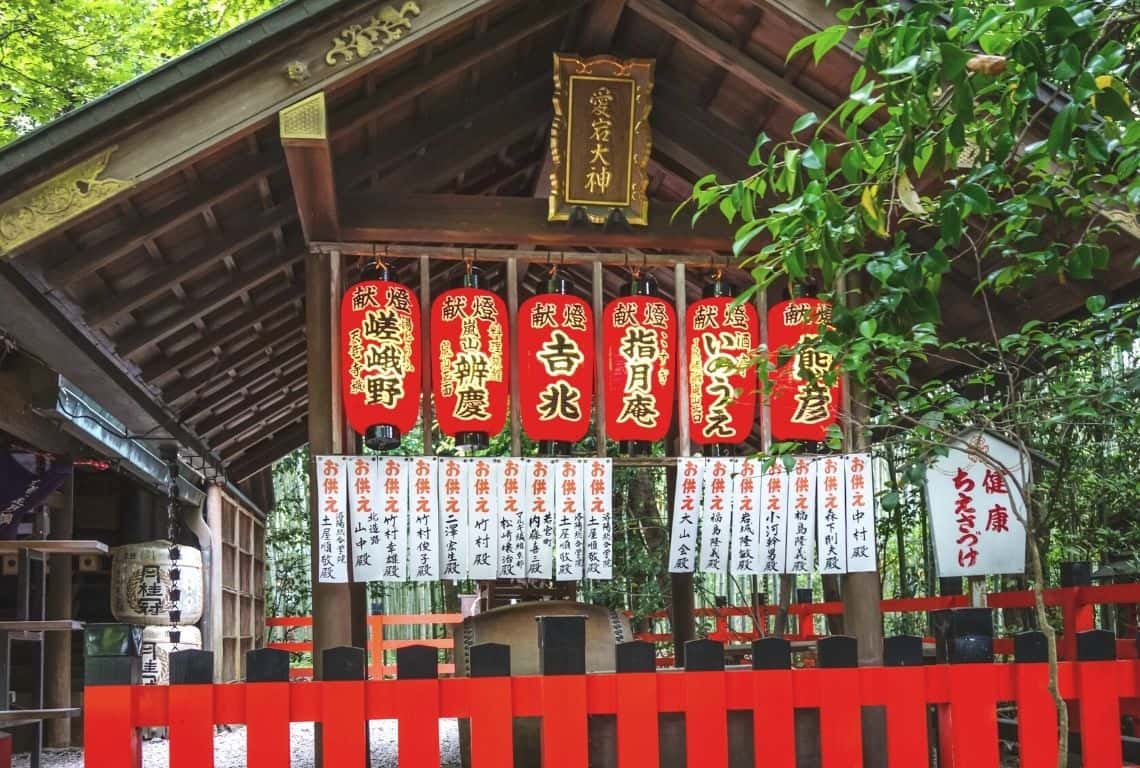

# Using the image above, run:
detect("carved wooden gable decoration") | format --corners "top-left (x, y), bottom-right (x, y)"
top-left (548, 54), bottom-right (654, 226)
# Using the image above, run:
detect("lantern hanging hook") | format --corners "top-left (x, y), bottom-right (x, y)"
top-left (463, 248), bottom-right (474, 275)
top-left (625, 251), bottom-right (639, 279)
top-left (710, 253), bottom-right (723, 282)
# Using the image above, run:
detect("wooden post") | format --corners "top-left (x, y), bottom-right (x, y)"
top-left (307, 250), bottom-right (354, 674)
top-left (205, 483), bottom-right (224, 683)
top-left (670, 263), bottom-right (696, 663)
top-left (44, 473), bottom-right (73, 747)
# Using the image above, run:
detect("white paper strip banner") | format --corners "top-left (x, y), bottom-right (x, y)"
top-left (816, 456), bottom-right (846, 574)
top-left (408, 457), bottom-right (440, 581)
top-left (787, 457), bottom-right (817, 574)
top-left (584, 458), bottom-right (613, 580)
top-left (554, 458), bottom-right (585, 581)
top-left (467, 458), bottom-right (499, 580)
top-left (437, 457), bottom-right (469, 581)
top-left (524, 459), bottom-right (555, 579)
top-left (315, 456), bottom-right (349, 583)
top-left (497, 458), bottom-right (526, 579)
top-left (377, 457), bottom-right (410, 581)
top-left (844, 453), bottom-right (876, 572)
top-left (668, 458), bottom-right (703, 573)
top-left (760, 461), bottom-right (789, 574)
top-left (698, 457), bottom-right (732, 573)
top-left (346, 457), bottom-right (383, 582)
top-left (730, 458), bottom-right (761, 575)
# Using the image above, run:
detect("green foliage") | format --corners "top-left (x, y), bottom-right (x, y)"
top-left (0, 0), bottom-right (280, 144)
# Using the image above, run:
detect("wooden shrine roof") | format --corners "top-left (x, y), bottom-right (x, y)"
top-left (0, 0), bottom-right (1135, 481)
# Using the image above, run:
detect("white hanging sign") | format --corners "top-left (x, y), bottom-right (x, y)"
top-left (376, 457), bottom-right (409, 581)
top-left (844, 453), bottom-right (876, 572)
top-left (497, 458), bottom-right (526, 579)
top-left (926, 430), bottom-right (1029, 577)
top-left (698, 457), bottom-right (732, 573)
top-left (437, 457), bottom-right (469, 581)
top-left (409, 457), bottom-right (440, 581)
top-left (730, 458), bottom-right (760, 575)
top-left (315, 456), bottom-right (349, 583)
top-left (816, 456), bottom-right (846, 574)
top-left (584, 458), bottom-right (613, 579)
top-left (347, 457), bottom-right (384, 582)
top-left (524, 459), bottom-right (555, 579)
top-left (467, 458), bottom-right (499, 579)
top-left (554, 458), bottom-right (584, 581)
top-left (668, 458), bottom-right (703, 573)
top-left (786, 457), bottom-right (817, 574)
top-left (760, 461), bottom-right (789, 574)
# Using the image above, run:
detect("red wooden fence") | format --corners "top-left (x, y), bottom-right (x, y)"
top-left (85, 654), bottom-right (1138, 767)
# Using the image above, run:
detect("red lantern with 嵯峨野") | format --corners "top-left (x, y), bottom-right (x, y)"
top-left (430, 266), bottom-right (509, 449)
top-left (768, 297), bottom-right (840, 442)
top-left (603, 273), bottom-right (676, 454)
top-left (518, 267), bottom-right (594, 454)
top-left (340, 261), bottom-right (421, 450)
top-left (685, 277), bottom-right (759, 452)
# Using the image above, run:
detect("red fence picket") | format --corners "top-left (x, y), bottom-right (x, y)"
top-left (84, 656), bottom-right (1140, 767)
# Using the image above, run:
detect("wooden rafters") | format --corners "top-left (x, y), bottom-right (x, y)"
top-left (182, 353), bottom-right (307, 423)
top-left (198, 380), bottom-right (308, 441)
top-left (227, 421), bottom-right (308, 479)
top-left (161, 332), bottom-right (306, 405)
top-left (629, 0), bottom-right (843, 138)
top-left (337, 194), bottom-right (735, 250)
top-left (114, 249), bottom-right (304, 358)
top-left (578, 0), bottom-right (629, 54)
top-left (280, 93), bottom-right (340, 243)
top-left (652, 82), bottom-right (755, 181)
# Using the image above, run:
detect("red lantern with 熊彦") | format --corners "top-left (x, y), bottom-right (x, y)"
top-left (431, 266), bottom-right (509, 449)
top-left (768, 297), bottom-right (841, 442)
top-left (518, 268), bottom-right (594, 454)
top-left (340, 262), bottom-right (421, 450)
top-left (603, 274), bottom-right (676, 453)
top-left (686, 280), bottom-right (759, 449)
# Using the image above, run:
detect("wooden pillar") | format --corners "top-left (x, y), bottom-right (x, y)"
top-left (205, 483), bottom-right (224, 682)
top-left (669, 263), bottom-right (696, 662)
top-left (44, 473), bottom-right (73, 747)
top-left (306, 250), bottom-right (355, 673)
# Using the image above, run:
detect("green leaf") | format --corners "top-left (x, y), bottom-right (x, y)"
top-left (785, 29), bottom-right (821, 63)
top-left (791, 112), bottom-right (819, 135)
top-left (1095, 88), bottom-right (1132, 121)
top-left (732, 219), bottom-right (765, 257)
top-left (1044, 7), bottom-right (1079, 44)
top-left (1085, 295), bottom-right (1107, 313)
top-left (859, 319), bottom-right (878, 338)
top-left (880, 491), bottom-right (900, 512)
top-left (880, 54), bottom-right (921, 76)
top-left (940, 200), bottom-right (962, 245)
top-left (1046, 103), bottom-right (1077, 156)
top-left (718, 197), bottom-right (737, 223)
top-left (939, 43), bottom-right (971, 80)
top-left (812, 25), bottom-right (847, 64)
top-left (747, 131), bottom-right (771, 167)
top-left (841, 146), bottom-right (864, 182)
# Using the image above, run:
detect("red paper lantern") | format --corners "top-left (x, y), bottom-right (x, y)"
top-left (340, 265), bottom-right (421, 450)
top-left (431, 271), bottom-right (509, 448)
top-left (686, 291), bottom-right (759, 447)
top-left (518, 272), bottom-right (594, 449)
top-left (768, 298), bottom-right (841, 441)
top-left (603, 278), bottom-right (676, 450)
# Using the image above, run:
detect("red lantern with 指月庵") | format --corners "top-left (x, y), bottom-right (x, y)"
top-left (686, 279), bottom-right (759, 450)
top-left (768, 297), bottom-right (840, 441)
top-left (340, 261), bottom-right (421, 450)
top-left (603, 274), bottom-right (676, 453)
top-left (518, 268), bottom-right (594, 454)
top-left (431, 266), bottom-right (509, 449)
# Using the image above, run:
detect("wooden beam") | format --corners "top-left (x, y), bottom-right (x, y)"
top-left (337, 194), bottom-right (735, 250)
top-left (373, 86), bottom-right (550, 194)
top-left (45, 473), bottom-right (73, 747)
top-left (115, 250), bottom-right (304, 358)
top-left (628, 0), bottom-right (843, 137)
top-left (86, 205), bottom-right (295, 327)
top-left (329, 1), bottom-right (580, 142)
top-left (227, 420), bottom-right (308, 480)
top-left (44, 152), bottom-right (285, 287)
top-left (0, 349), bottom-right (84, 455)
top-left (161, 331), bottom-right (306, 405)
top-left (206, 385), bottom-right (309, 446)
top-left (652, 82), bottom-right (755, 180)
top-left (139, 299), bottom-right (300, 381)
top-left (193, 376), bottom-right (307, 439)
top-left (182, 353), bottom-right (307, 424)
top-left (577, 0), bottom-right (628, 54)
top-left (280, 93), bottom-right (340, 242)
top-left (213, 396), bottom-right (309, 453)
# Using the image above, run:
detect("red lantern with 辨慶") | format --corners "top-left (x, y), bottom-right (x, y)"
top-left (340, 262), bottom-right (421, 450)
top-left (518, 268), bottom-right (594, 454)
top-left (603, 274), bottom-right (676, 454)
top-left (431, 266), bottom-right (509, 449)
top-left (686, 279), bottom-right (759, 451)
top-left (768, 297), bottom-right (840, 442)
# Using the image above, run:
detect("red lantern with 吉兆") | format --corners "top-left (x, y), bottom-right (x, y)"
top-left (686, 282), bottom-right (759, 448)
top-left (340, 262), bottom-right (421, 450)
top-left (603, 274), bottom-right (676, 453)
top-left (518, 269), bottom-right (594, 453)
top-left (431, 267), bottom-right (509, 449)
top-left (768, 297), bottom-right (841, 441)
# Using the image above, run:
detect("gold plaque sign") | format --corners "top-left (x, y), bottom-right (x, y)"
top-left (549, 54), bottom-right (654, 225)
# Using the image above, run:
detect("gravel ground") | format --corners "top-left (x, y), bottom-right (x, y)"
top-left (12, 720), bottom-right (462, 767)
